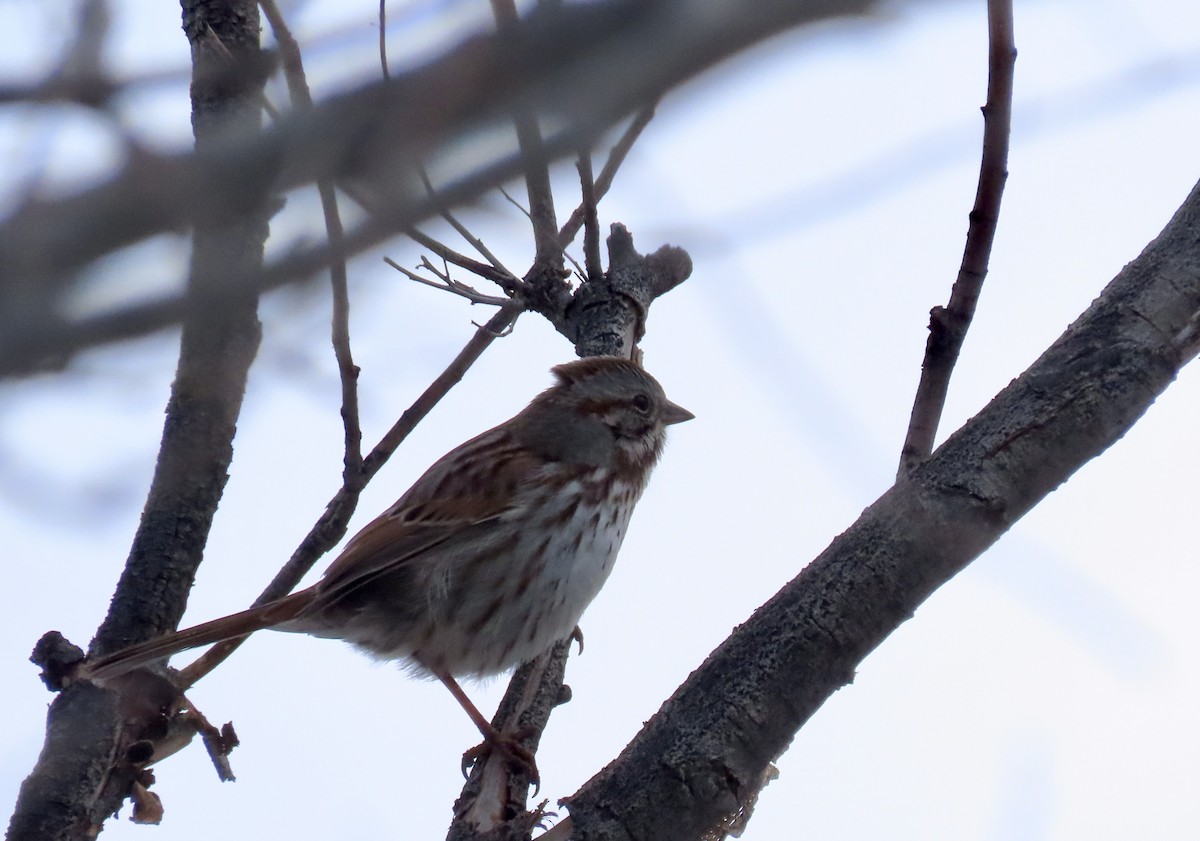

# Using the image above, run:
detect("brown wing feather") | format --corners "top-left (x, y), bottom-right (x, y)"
top-left (313, 426), bottom-right (536, 605)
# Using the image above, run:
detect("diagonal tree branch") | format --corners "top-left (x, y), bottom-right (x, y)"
top-left (564, 176), bottom-right (1200, 841)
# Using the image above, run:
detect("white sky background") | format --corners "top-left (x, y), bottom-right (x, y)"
top-left (2, 0), bottom-right (1199, 839)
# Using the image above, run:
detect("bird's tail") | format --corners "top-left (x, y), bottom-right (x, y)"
top-left (85, 590), bottom-right (314, 681)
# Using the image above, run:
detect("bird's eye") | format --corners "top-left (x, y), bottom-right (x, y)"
top-left (631, 393), bottom-right (652, 414)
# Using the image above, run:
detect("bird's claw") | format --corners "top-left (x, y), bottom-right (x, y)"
top-left (461, 729), bottom-right (541, 794)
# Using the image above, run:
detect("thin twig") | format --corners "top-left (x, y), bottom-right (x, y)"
top-left (177, 302), bottom-right (522, 687)
top-left (260, 0), bottom-right (363, 476)
top-left (502, 186), bottom-right (590, 282)
top-left (384, 255), bottom-right (510, 306)
top-left (536, 816), bottom-right (573, 841)
top-left (576, 151), bottom-right (603, 282)
top-left (379, 0), bottom-right (390, 80)
top-left (342, 176), bottom-right (520, 294)
top-left (405, 226), bottom-right (521, 293)
top-left (897, 0), bottom-right (1014, 477)
top-left (501, 186), bottom-right (532, 221)
top-left (558, 102), bottom-right (658, 246)
top-left (490, 0), bottom-right (562, 270)
top-left (561, 247), bottom-right (586, 282)
top-left (418, 167), bottom-right (514, 276)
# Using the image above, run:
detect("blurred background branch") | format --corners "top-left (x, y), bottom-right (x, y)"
top-left (0, 0), bottom-right (879, 378)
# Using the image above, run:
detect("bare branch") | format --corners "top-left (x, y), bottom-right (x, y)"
top-left (490, 0), bottom-right (562, 270)
top-left (404, 225), bottom-right (522, 293)
top-left (0, 0), bottom-right (881, 377)
top-left (379, 0), bottom-right (390, 80)
top-left (576, 152), bottom-right (604, 282)
top-left (567, 173), bottom-right (1200, 841)
top-left (897, 0), bottom-right (1015, 476)
top-left (261, 0), bottom-right (363, 477)
top-left (418, 167), bottom-right (516, 276)
top-left (384, 256), bottom-right (510, 306)
top-left (559, 102), bottom-right (657, 247)
top-left (7, 3), bottom-right (270, 837)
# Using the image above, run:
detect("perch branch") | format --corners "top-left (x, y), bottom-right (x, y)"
top-left (567, 172), bottom-right (1200, 841)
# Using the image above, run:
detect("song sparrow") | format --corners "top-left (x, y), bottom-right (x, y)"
top-left (86, 356), bottom-right (691, 779)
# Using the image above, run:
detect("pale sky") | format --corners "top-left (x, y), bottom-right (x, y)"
top-left (2, 1), bottom-right (1199, 839)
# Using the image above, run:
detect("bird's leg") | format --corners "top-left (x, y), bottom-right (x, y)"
top-left (437, 672), bottom-right (540, 788)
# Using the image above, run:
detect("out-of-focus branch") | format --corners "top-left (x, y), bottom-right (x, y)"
top-left (0, 0), bottom-right (879, 378)
top-left (491, 0), bottom-right (561, 272)
top-left (897, 0), bottom-right (1015, 475)
top-left (0, 0), bottom-right (114, 107)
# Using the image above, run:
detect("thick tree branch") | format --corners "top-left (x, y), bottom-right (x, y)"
top-left (564, 177), bottom-right (1200, 841)
top-left (898, 0), bottom-right (1015, 475)
top-left (7, 3), bottom-right (269, 838)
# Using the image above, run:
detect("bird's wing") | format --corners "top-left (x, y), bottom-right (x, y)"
top-left (313, 427), bottom-right (536, 603)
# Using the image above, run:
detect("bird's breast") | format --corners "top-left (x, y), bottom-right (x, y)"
top-left (409, 470), bottom-right (644, 677)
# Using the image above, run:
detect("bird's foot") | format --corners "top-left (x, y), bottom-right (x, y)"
top-left (460, 727), bottom-right (540, 793)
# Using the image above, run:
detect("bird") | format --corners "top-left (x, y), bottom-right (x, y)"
top-left (84, 356), bottom-right (692, 781)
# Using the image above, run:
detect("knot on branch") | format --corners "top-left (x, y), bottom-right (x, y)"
top-left (523, 260), bottom-right (574, 322)
top-left (567, 223), bottom-right (692, 357)
top-left (31, 631), bottom-right (85, 692)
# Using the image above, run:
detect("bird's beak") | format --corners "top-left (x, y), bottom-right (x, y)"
top-left (662, 400), bottom-right (695, 425)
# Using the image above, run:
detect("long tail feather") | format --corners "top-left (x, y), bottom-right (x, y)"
top-left (86, 590), bottom-right (314, 681)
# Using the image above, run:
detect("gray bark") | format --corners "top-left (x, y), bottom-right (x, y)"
top-left (563, 178), bottom-right (1200, 841)
top-left (6, 1), bottom-right (267, 838)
